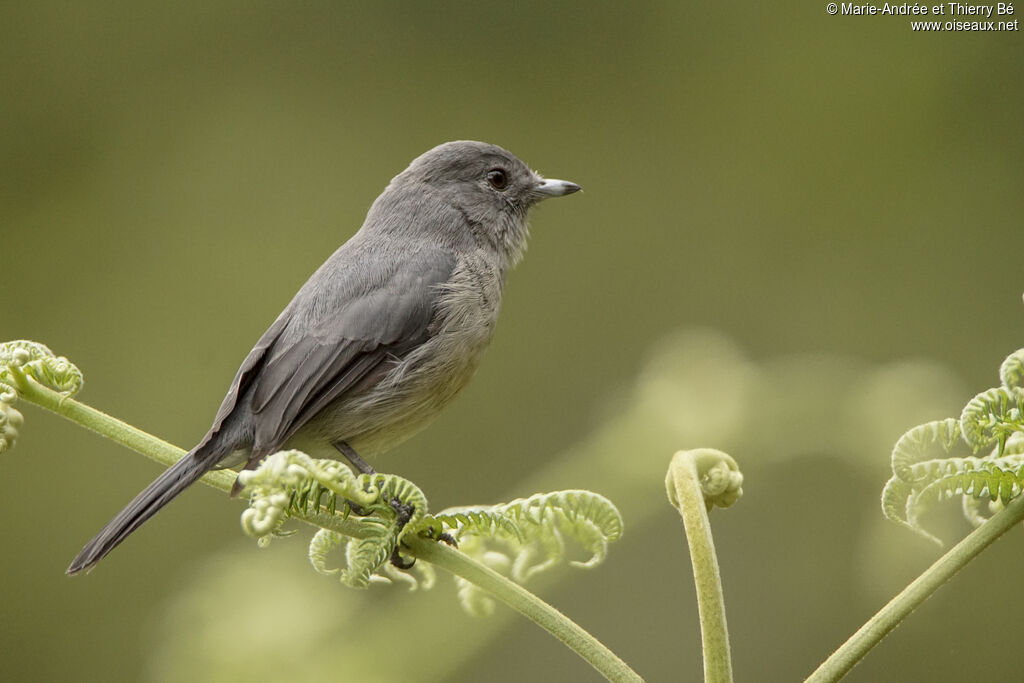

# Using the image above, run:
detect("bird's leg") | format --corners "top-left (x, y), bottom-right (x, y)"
top-left (333, 441), bottom-right (375, 474)
top-left (331, 442), bottom-right (419, 568)
top-left (332, 441), bottom-right (375, 515)
top-left (426, 527), bottom-right (459, 548)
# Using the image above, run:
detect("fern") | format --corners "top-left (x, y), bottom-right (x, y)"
top-left (0, 340), bottom-right (84, 454)
top-left (310, 522), bottom-right (399, 589)
top-left (999, 349), bottom-right (1024, 390)
top-left (959, 386), bottom-right (1024, 453)
top-left (238, 450), bottom-right (624, 602)
top-left (432, 491), bottom-right (624, 615)
top-left (883, 348), bottom-right (1024, 544)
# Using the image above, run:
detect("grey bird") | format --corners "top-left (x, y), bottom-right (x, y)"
top-left (67, 140), bottom-right (580, 575)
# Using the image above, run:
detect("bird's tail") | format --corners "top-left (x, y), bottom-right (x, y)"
top-left (66, 450), bottom-right (216, 575)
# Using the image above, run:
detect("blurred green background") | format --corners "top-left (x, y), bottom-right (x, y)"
top-left (2, 3), bottom-right (1022, 681)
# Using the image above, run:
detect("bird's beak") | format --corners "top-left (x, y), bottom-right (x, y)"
top-left (533, 177), bottom-right (582, 198)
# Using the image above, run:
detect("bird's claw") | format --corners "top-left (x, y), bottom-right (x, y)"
top-left (389, 545), bottom-right (416, 569)
top-left (387, 497), bottom-right (417, 569)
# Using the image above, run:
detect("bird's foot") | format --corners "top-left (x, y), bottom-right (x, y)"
top-left (421, 524), bottom-right (458, 548)
top-left (389, 497), bottom-right (417, 568)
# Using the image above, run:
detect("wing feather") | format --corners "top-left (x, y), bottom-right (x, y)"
top-left (227, 242), bottom-right (457, 456)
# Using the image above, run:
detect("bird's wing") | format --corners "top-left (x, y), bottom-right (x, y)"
top-left (192, 312), bottom-right (290, 455)
top-left (200, 243), bottom-right (457, 459)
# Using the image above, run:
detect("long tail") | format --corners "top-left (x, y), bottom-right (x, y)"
top-left (66, 450), bottom-right (217, 575)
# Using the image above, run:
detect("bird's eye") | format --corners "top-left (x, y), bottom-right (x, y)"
top-left (486, 169), bottom-right (509, 190)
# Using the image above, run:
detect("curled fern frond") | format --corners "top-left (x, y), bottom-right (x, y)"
top-left (0, 340), bottom-right (83, 454)
top-left (376, 556), bottom-right (436, 591)
top-left (309, 520), bottom-right (406, 589)
top-left (883, 347), bottom-right (1024, 544)
top-left (886, 450), bottom-right (1024, 545)
top-left (240, 450), bottom-right (445, 587)
top-left (0, 382), bottom-right (15, 405)
top-left (434, 490), bottom-right (624, 614)
top-left (426, 507), bottom-right (521, 541)
top-left (899, 456), bottom-right (1024, 546)
top-left (665, 448), bottom-right (744, 513)
top-left (910, 456), bottom-right (1024, 508)
top-left (338, 521), bottom-right (397, 588)
top-left (239, 451), bottom-right (625, 606)
top-left (0, 397), bottom-right (24, 455)
top-left (0, 340), bottom-right (84, 396)
top-left (363, 472), bottom-right (429, 545)
top-left (890, 419), bottom-right (961, 480)
top-left (960, 386), bottom-right (1024, 454)
top-left (881, 476), bottom-right (913, 528)
top-left (238, 450), bottom-right (374, 543)
top-left (999, 348), bottom-right (1024, 389)
top-left (693, 449), bottom-right (743, 510)
top-left (961, 492), bottom-right (992, 529)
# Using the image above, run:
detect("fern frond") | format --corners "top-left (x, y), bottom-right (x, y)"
top-left (238, 451), bottom-right (624, 608)
top-left (890, 418), bottom-right (961, 480)
top-left (363, 472), bottom-right (429, 544)
top-left (959, 387), bottom-right (1024, 454)
top-left (0, 391), bottom-right (23, 455)
top-left (999, 348), bottom-right (1024, 389)
top-left (0, 341), bottom-right (83, 455)
top-left (0, 340), bottom-right (84, 395)
top-left (883, 348), bottom-right (1024, 544)
top-left (910, 457), bottom-right (1024, 508)
top-left (239, 451), bottom-right (444, 588)
top-left (881, 476), bottom-right (913, 527)
top-left (308, 519), bottom-right (399, 589)
top-left (961, 492), bottom-right (992, 528)
top-left (436, 489), bottom-right (624, 606)
top-left (429, 508), bottom-right (521, 540)
top-left (239, 450), bottom-right (370, 542)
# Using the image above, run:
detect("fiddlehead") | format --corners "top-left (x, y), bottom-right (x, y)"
top-left (883, 348), bottom-right (1024, 544)
top-left (0, 341), bottom-right (83, 454)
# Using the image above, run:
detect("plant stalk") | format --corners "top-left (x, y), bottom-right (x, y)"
top-left (11, 368), bottom-right (236, 491)
top-left (408, 536), bottom-right (644, 683)
top-left (806, 492), bottom-right (1024, 682)
top-left (666, 450), bottom-right (734, 683)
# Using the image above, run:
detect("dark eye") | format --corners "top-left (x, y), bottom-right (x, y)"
top-left (486, 168), bottom-right (509, 190)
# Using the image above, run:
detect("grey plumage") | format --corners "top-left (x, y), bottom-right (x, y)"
top-left (67, 140), bottom-right (580, 575)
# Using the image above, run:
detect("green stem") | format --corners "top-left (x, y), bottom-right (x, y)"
top-left (15, 371), bottom-right (396, 542)
top-left (807, 492), bottom-right (1024, 682)
top-left (11, 368), bottom-right (236, 491)
top-left (666, 450), bottom-right (734, 683)
top-left (14, 369), bottom-right (642, 682)
top-left (406, 535), bottom-right (644, 683)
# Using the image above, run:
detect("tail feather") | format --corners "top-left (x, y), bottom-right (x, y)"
top-left (66, 451), bottom-right (216, 575)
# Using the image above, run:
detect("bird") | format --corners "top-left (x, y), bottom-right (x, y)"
top-left (67, 140), bottom-right (580, 575)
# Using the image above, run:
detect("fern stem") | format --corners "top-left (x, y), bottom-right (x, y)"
top-left (665, 450), bottom-right (734, 683)
top-left (806, 491), bottom-right (1024, 682)
top-left (17, 373), bottom-right (390, 541)
top-left (12, 370), bottom-right (236, 491)
top-left (406, 536), bottom-right (644, 683)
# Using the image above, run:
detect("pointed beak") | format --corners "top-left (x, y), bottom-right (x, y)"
top-left (533, 177), bottom-right (582, 198)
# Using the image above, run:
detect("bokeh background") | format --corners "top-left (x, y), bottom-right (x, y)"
top-left (2, 3), bottom-right (1022, 681)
